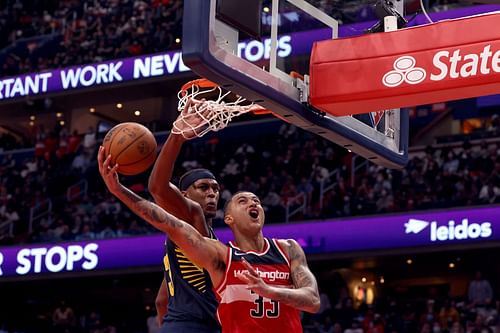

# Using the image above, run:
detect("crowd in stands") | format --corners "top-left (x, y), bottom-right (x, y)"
top-left (302, 271), bottom-right (498, 333)
top-left (0, 114), bottom-right (499, 245)
top-left (0, 265), bottom-right (497, 333)
top-left (1, 0), bottom-right (183, 76)
top-left (1, 299), bottom-right (122, 333)
top-left (0, 0), bottom-right (477, 77)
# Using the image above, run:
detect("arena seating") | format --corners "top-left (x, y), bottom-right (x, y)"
top-left (0, 117), bottom-right (498, 245)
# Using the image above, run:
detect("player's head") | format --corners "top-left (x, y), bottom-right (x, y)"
top-left (179, 168), bottom-right (220, 218)
top-left (223, 191), bottom-right (265, 234)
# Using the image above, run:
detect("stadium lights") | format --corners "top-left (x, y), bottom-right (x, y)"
top-left (59, 120), bottom-right (65, 126)
top-left (56, 112), bottom-right (63, 118)
top-left (116, 103), bottom-right (123, 109)
top-left (175, 38), bottom-right (181, 44)
top-left (361, 277), bottom-right (367, 283)
top-left (263, 6), bottom-right (270, 12)
top-left (449, 262), bottom-right (455, 268)
top-left (29, 115), bottom-right (35, 121)
top-left (380, 277), bottom-right (385, 284)
top-left (29, 121), bottom-right (35, 127)
top-left (134, 110), bottom-right (141, 116)
top-left (406, 259), bottom-right (413, 265)
top-left (89, 107), bottom-right (96, 113)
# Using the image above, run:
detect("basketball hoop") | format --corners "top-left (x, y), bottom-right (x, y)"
top-left (174, 78), bottom-right (268, 139)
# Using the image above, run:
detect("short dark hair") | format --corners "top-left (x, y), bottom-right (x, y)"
top-left (223, 191), bottom-right (246, 216)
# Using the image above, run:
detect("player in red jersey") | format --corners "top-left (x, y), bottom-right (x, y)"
top-left (98, 150), bottom-right (320, 332)
top-left (216, 236), bottom-right (304, 332)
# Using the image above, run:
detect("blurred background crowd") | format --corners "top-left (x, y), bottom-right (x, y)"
top-left (0, 116), bottom-right (499, 246)
top-left (0, 0), bottom-right (499, 333)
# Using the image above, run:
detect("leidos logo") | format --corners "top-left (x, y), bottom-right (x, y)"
top-left (405, 218), bottom-right (492, 242)
top-left (383, 45), bottom-right (500, 87)
top-left (405, 218), bottom-right (429, 234)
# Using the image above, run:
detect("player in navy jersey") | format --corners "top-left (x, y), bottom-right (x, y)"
top-left (97, 145), bottom-right (321, 333)
top-left (148, 99), bottom-right (221, 333)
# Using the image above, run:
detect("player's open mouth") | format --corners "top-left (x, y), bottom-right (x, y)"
top-left (206, 203), bottom-right (216, 209)
top-left (248, 208), bottom-right (259, 219)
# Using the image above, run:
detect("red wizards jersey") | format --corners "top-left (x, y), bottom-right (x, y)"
top-left (215, 238), bottom-right (302, 333)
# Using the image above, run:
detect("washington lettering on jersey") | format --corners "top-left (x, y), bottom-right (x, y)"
top-left (215, 238), bottom-right (302, 333)
top-left (233, 268), bottom-right (290, 282)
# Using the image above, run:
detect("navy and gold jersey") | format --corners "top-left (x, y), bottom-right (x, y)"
top-left (162, 228), bottom-right (220, 332)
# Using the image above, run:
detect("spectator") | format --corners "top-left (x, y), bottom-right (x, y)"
top-left (146, 307), bottom-right (160, 333)
top-left (420, 299), bottom-right (438, 327)
top-left (82, 126), bottom-right (96, 150)
top-left (468, 271), bottom-right (493, 307)
top-left (344, 319), bottom-right (363, 333)
top-left (450, 321), bottom-right (464, 333)
top-left (52, 300), bottom-right (75, 333)
top-left (75, 224), bottom-right (95, 240)
top-left (438, 299), bottom-right (460, 330)
top-left (420, 322), bottom-right (432, 333)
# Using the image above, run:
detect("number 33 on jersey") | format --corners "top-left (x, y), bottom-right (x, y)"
top-left (215, 238), bottom-right (303, 333)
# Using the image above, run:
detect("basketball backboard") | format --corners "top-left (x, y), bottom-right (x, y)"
top-left (182, 0), bottom-right (408, 168)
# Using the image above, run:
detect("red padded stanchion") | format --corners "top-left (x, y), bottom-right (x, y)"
top-left (310, 12), bottom-right (500, 116)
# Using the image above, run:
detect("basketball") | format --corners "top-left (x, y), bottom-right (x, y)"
top-left (102, 122), bottom-right (157, 176)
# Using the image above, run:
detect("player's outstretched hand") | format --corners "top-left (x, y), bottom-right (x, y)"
top-left (98, 146), bottom-right (122, 195)
top-left (235, 257), bottom-right (274, 299)
top-left (173, 98), bottom-right (213, 140)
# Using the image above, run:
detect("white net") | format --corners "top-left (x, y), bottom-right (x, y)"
top-left (173, 84), bottom-right (257, 139)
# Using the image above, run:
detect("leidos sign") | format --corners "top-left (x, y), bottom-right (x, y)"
top-left (383, 45), bottom-right (500, 88)
top-left (0, 206), bottom-right (498, 278)
top-left (405, 218), bottom-right (493, 242)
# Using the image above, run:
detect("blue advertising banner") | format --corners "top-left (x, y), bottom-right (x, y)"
top-left (1, 5), bottom-right (499, 102)
top-left (0, 206), bottom-right (498, 278)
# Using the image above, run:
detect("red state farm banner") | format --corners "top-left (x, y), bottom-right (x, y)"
top-left (309, 12), bottom-right (500, 116)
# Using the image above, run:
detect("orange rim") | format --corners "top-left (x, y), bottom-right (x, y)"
top-left (180, 78), bottom-right (291, 123)
top-left (180, 78), bottom-right (219, 96)
top-left (289, 71), bottom-right (304, 80)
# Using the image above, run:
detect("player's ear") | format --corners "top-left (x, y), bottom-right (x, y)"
top-left (224, 214), bottom-right (234, 226)
top-left (181, 190), bottom-right (188, 198)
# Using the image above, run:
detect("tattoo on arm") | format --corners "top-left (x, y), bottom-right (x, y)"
top-left (120, 186), bottom-right (206, 252)
top-left (265, 240), bottom-right (320, 312)
top-left (288, 241), bottom-right (316, 290)
top-left (120, 187), bottom-right (184, 229)
top-left (118, 187), bottom-right (224, 273)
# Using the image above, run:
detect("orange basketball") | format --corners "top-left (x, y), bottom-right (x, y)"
top-left (102, 122), bottom-right (157, 176)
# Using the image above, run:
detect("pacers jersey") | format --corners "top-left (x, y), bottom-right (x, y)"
top-left (215, 238), bottom-right (302, 333)
top-left (162, 227), bottom-right (220, 331)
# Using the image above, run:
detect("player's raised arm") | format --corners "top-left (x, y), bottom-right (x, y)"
top-left (148, 99), bottom-right (209, 233)
top-left (98, 146), bottom-right (226, 283)
top-left (237, 239), bottom-right (320, 313)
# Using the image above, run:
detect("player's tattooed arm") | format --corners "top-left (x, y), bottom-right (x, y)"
top-left (236, 240), bottom-right (320, 313)
top-left (117, 185), bottom-right (226, 273)
top-left (276, 239), bottom-right (320, 312)
top-left (98, 146), bottom-right (227, 281)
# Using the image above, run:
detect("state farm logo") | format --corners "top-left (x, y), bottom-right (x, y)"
top-left (383, 56), bottom-right (427, 87)
top-left (405, 218), bottom-right (492, 242)
top-left (383, 45), bottom-right (500, 88)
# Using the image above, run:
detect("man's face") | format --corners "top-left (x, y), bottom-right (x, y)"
top-left (185, 178), bottom-right (220, 218)
top-left (225, 192), bottom-right (265, 232)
